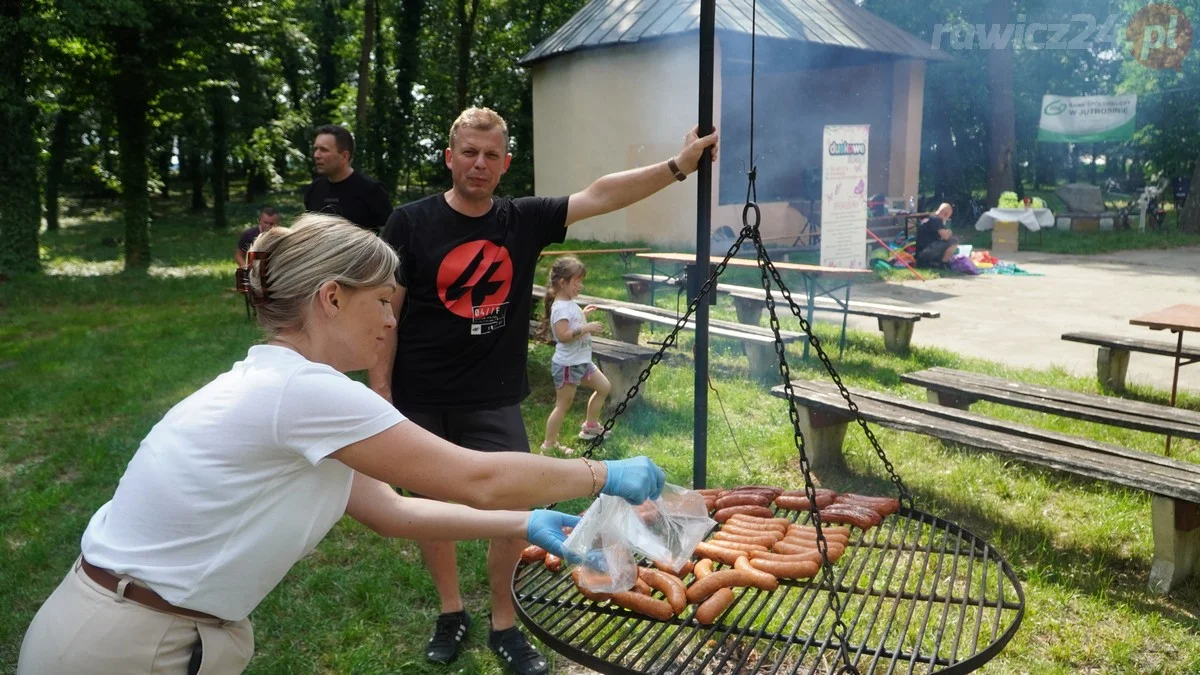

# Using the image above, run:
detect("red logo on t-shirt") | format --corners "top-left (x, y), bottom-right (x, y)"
top-left (437, 240), bottom-right (514, 319)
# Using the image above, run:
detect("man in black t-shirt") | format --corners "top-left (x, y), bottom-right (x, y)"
top-left (370, 107), bottom-right (718, 675)
top-left (234, 206), bottom-right (280, 267)
top-left (915, 203), bottom-right (957, 268)
top-left (303, 124), bottom-right (392, 231)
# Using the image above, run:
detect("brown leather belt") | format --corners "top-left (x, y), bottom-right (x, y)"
top-left (81, 558), bottom-right (220, 622)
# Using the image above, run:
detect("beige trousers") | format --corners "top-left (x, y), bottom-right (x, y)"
top-left (18, 558), bottom-right (254, 674)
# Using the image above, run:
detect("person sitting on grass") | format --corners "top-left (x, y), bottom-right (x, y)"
top-left (915, 203), bottom-right (958, 268)
top-left (17, 214), bottom-right (666, 675)
top-left (538, 255), bottom-right (611, 454)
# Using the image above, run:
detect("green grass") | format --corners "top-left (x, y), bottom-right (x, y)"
top-left (3, 192), bottom-right (1200, 673)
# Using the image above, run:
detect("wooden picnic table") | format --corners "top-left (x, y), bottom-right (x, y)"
top-left (1130, 303), bottom-right (1200, 454)
top-left (635, 252), bottom-right (872, 358)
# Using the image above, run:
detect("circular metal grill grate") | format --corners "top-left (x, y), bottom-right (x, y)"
top-left (514, 507), bottom-right (1024, 675)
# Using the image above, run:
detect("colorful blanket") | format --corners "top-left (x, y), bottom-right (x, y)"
top-left (870, 236), bottom-right (1039, 276)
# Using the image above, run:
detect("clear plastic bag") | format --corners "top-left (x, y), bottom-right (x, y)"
top-left (564, 484), bottom-right (716, 593)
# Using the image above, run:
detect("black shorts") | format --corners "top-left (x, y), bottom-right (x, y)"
top-left (397, 404), bottom-right (531, 499)
top-left (916, 240), bottom-right (955, 267)
top-left (399, 403), bottom-right (531, 452)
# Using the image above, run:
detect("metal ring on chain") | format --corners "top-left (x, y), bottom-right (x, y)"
top-left (741, 201), bottom-right (761, 231)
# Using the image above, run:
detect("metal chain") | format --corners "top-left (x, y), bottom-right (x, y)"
top-left (579, 226), bottom-right (755, 459)
top-left (753, 243), bottom-right (914, 509)
top-left (743, 207), bottom-right (857, 675)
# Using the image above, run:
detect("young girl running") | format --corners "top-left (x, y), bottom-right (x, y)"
top-left (539, 256), bottom-right (611, 454)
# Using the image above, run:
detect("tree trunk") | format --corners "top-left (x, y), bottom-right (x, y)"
top-left (355, 0), bottom-right (377, 138)
top-left (387, 0), bottom-right (424, 194)
top-left (985, 0), bottom-right (1015, 207)
top-left (929, 100), bottom-right (965, 209)
top-left (113, 44), bottom-right (153, 270)
top-left (315, 0), bottom-right (340, 124)
top-left (0, 0), bottom-right (41, 274)
top-left (367, 12), bottom-right (391, 185)
top-left (1180, 152), bottom-right (1200, 233)
top-left (455, 0), bottom-right (481, 111)
top-left (210, 89), bottom-right (229, 230)
top-left (46, 108), bottom-right (78, 232)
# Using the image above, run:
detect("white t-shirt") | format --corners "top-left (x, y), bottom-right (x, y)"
top-left (550, 299), bottom-right (593, 366)
top-left (80, 345), bottom-right (406, 621)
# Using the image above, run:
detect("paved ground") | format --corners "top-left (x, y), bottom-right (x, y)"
top-left (842, 246), bottom-right (1200, 394)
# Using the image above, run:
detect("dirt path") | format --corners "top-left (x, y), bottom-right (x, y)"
top-left (843, 246), bottom-right (1200, 393)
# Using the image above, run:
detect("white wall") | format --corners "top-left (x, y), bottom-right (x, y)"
top-left (531, 36), bottom-right (721, 245)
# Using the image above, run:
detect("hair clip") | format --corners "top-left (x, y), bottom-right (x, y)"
top-left (247, 251), bottom-right (272, 305)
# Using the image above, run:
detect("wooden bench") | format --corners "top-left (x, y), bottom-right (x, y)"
top-left (539, 247), bottom-right (651, 268)
top-left (622, 273), bottom-right (937, 353)
top-left (770, 379), bottom-right (1200, 594)
top-left (526, 321), bottom-right (656, 409)
top-left (1062, 331), bottom-right (1200, 392)
top-left (900, 366), bottom-right (1200, 441)
top-left (533, 285), bottom-right (805, 381)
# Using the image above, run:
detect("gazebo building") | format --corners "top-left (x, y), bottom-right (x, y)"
top-left (520, 0), bottom-right (948, 246)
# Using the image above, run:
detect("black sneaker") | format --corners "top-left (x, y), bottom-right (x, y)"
top-left (488, 625), bottom-right (549, 675)
top-left (425, 610), bottom-right (471, 664)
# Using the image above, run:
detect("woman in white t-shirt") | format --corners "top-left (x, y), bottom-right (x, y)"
top-left (538, 256), bottom-right (611, 454)
top-left (17, 215), bottom-right (665, 675)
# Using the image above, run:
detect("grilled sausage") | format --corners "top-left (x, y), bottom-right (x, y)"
top-left (733, 485), bottom-right (784, 497)
top-left (787, 524), bottom-right (852, 538)
top-left (521, 545), bottom-right (548, 563)
top-left (774, 492), bottom-right (837, 511)
top-left (747, 558), bottom-right (820, 579)
top-left (712, 531), bottom-right (779, 548)
top-left (639, 567), bottom-right (688, 615)
top-left (696, 488), bottom-right (723, 497)
top-left (728, 514), bottom-right (793, 529)
top-left (835, 493), bottom-right (901, 516)
top-left (570, 568), bottom-right (612, 602)
top-left (715, 492), bottom-right (773, 509)
top-left (819, 504), bottom-right (883, 529)
top-left (703, 496), bottom-right (718, 512)
top-left (653, 559), bottom-right (694, 577)
top-left (634, 577), bottom-right (653, 595)
top-left (732, 556), bottom-right (779, 591)
top-left (749, 550), bottom-right (823, 564)
top-left (685, 569), bottom-right (757, 604)
top-left (723, 517), bottom-right (787, 534)
top-left (772, 540), bottom-right (844, 561)
top-left (719, 523), bottom-right (784, 541)
top-left (714, 505), bottom-right (775, 523)
top-left (543, 554), bottom-right (563, 572)
top-left (693, 558), bottom-right (714, 579)
top-left (694, 587), bottom-right (735, 625)
top-left (694, 541), bottom-right (747, 567)
top-left (609, 591), bottom-right (676, 621)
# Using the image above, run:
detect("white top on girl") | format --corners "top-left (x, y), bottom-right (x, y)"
top-left (550, 299), bottom-right (593, 366)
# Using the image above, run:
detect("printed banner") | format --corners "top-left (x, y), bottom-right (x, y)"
top-left (820, 125), bottom-right (870, 269)
top-left (1037, 94), bottom-right (1137, 142)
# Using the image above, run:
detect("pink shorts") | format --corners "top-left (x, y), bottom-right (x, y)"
top-left (553, 362), bottom-right (597, 389)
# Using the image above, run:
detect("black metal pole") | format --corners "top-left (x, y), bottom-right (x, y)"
top-left (693, 0), bottom-right (715, 489)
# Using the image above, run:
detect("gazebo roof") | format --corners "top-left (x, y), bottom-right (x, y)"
top-left (519, 0), bottom-right (949, 66)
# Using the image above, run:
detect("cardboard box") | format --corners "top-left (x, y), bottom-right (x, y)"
top-left (991, 220), bottom-right (1019, 253)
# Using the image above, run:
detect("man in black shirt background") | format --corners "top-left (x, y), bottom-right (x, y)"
top-left (915, 203), bottom-right (958, 268)
top-left (370, 107), bottom-right (717, 675)
top-left (303, 125), bottom-right (392, 231)
top-left (234, 206), bottom-right (279, 267)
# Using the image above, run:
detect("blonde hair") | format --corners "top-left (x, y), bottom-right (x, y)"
top-left (247, 213), bottom-right (398, 338)
top-left (449, 107), bottom-right (509, 150)
top-left (536, 255), bottom-right (587, 342)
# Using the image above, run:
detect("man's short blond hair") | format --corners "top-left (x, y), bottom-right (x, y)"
top-left (449, 107), bottom-right (509, 150)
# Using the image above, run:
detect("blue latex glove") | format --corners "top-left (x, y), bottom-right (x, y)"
top-left (601, 457), bottom-right (666, 504)
top-left (526, 510), bottom-right (581, 561)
